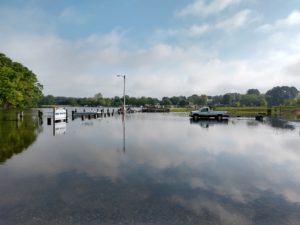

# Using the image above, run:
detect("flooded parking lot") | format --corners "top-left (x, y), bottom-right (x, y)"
top-left (1, 109), bottom-right (300, 225)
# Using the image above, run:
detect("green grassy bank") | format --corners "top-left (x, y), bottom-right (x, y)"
top-left (170, 106), bottom-right (300, 117)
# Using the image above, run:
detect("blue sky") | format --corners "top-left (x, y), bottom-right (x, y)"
top-left (0, 0), bottom-right (300, 97)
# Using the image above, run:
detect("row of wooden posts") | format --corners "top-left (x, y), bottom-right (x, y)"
top-left (40, 108), bottom-right (121, 125)
top-left (72, 108), bottom-right (116, 119)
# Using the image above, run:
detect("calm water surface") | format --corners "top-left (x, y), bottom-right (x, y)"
top-left (1, 109), bottom-right (300, 225)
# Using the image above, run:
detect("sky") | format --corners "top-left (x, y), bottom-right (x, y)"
top-left (0, 0), bottom-right (300, 98)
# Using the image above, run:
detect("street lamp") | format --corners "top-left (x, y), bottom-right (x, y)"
top-left (117, 75), bottom-right (126, 114)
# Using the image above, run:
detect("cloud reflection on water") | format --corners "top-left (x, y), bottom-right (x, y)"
top-left (1, 113), bottom-right (300, 224)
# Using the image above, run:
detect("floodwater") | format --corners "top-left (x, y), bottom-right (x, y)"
top-left (0, 109), bottom-right (300, 225)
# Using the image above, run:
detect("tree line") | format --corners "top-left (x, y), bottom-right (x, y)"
top-left (40, 86), bottom-right (300, 108)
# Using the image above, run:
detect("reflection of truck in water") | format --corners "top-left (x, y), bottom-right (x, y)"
top-left (189, 118), bottom-right (229, 128)
top-left (189, 106), bottom-right (229, 120)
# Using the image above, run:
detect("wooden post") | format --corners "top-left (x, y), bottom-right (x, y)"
top-left (47, 117), bottom-right (52, 125)
top-left (38, 110), bottom-right (43, 118)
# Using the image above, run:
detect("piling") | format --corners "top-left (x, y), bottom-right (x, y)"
top-left (47, 117), bottom-right (52, 125)
top-left (38, 110), bottom-right (43, 125)
top-left (38, 110), bottom-right (43, 118)
top-left (255, 113), bottom-right (264, 121)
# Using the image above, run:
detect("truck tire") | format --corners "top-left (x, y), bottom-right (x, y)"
top-left (217, 115), bottom-right (222, 121)
top-left (193, 114), bottom-right (199, 120)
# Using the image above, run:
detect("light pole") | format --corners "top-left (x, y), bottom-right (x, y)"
top-left (117, 75), bottom-right (126, 115)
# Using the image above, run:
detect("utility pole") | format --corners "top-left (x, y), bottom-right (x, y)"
top-left (117, 75), bottom-right (126, 115)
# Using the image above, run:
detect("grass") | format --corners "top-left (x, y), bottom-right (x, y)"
top-left (214, 106), bottom-right (268, 116)
top-left (170, 108), bottom-right (193, 112)
top-left (171, 106), bottom-right (300, 118)
top-left (170, 106), bottom-right (268, 115)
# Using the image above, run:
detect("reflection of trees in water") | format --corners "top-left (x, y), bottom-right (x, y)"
top-left (0, 110), bottom-right (41, 163)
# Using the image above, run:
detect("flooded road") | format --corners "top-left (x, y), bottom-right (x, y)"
top-left (1, 109), bottom-right (300, 225)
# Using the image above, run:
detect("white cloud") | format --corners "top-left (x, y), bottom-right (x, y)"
top-left (0, 32), bottom-right (128, 97)
top-left (176, 0), bottom-right (241, 18)
top-left (215, 9), bottom-right (256, 30)
top-left (285, 60), bottom-right (300, 77)
top-left (1, 30), bottom-right (300, 98)
top-left (155, 24), bottom-right (210, 39)
top-left (278, 10), bottom-right (300, 26)
top-left (257, 10), bottom-right (300, 33)
top-left (0, 3), bottom-right (299, 98)
top-left (155, 9), bottom-right (256, 41)
top-left (189, 24), bottom-right (211, 36)
top-left (256, 23), bottom-right (273, 33)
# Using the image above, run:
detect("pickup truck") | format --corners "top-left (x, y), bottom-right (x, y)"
top-left (189, 106), bottom-right (229, 120)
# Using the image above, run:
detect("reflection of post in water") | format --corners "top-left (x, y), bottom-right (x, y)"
top-left (122, 114), bottom-right (126, 152)
top-left (38, 110), bottom-right (43, 126)
top-left (15, 111), bottom-right (23, 128)
top-left (53, 120), bottom-right (67, 136)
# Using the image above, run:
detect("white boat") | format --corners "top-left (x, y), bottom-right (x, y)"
top-left (54, 108), bottom-right (67, 121)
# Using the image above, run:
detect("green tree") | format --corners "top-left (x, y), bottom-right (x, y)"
top-left (170, 96), bottom-right (180, 106)
top-left (161, 97), bottom-right (172, 106)
top-left (94, 92), bottom-right (103, 99)
top-left (112, 96), bottom-right (121, 106)
top-left (246, 89), bottom-right (260, 95)
top-left (222, 94), bottom-right (232, 105)
top-left (284, 97), bottom-right (300, 106)
top-left (240, 94), bottom-right (264, 106)
top-left (0, 53), bottom-right (43, 108)
top-left (187, 95), bottom-right (207, 106)
top-left (265, 86), bottom-right (299, 106)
